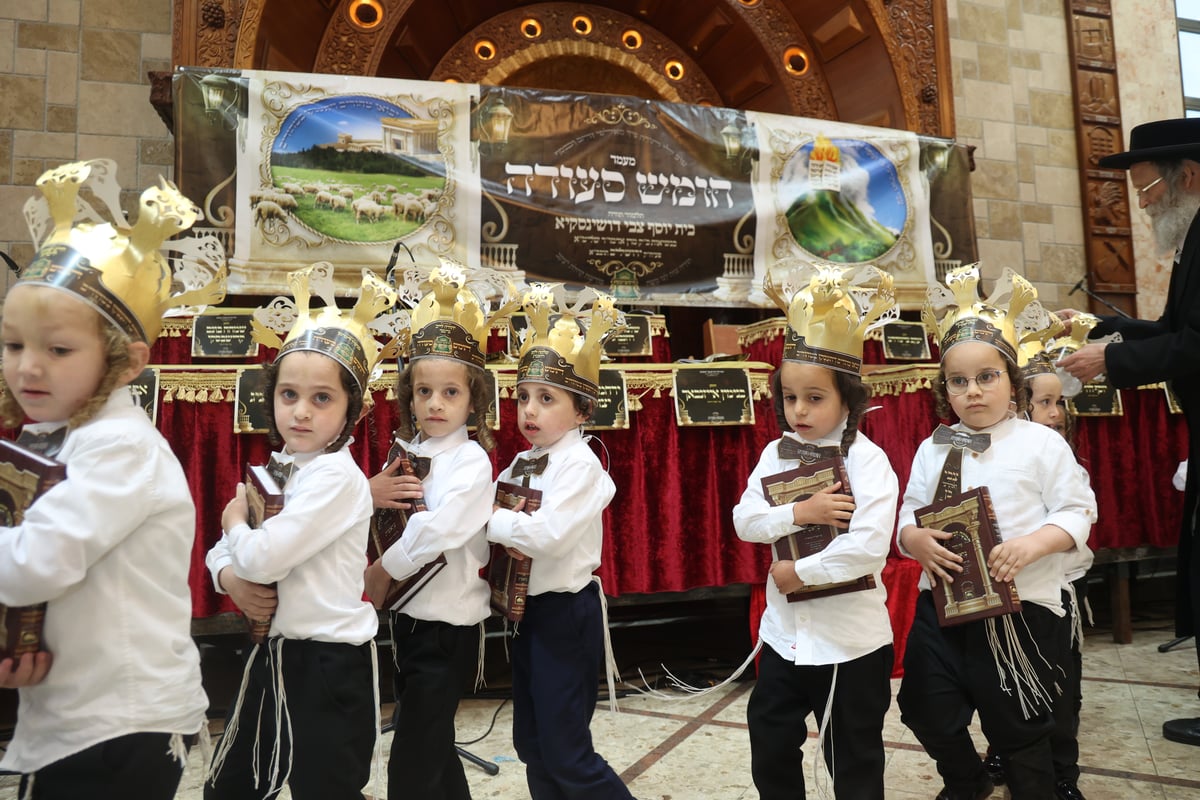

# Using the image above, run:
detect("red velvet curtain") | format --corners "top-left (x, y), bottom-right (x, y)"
top-left (12, 322), bottom-right (1182, 621)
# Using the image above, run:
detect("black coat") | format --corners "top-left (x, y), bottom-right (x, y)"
top-left (1094, 207), bottom-right (1200, 638)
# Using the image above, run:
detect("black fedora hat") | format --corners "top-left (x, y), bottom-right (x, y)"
top-left (1098, 118), bottom-right (1200, 169)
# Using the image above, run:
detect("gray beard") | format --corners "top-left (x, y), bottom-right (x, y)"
top-left (1151, 194), bottom-right (1200, 254)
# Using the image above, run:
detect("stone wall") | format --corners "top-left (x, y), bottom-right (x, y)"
top-left (946, 0), bottom-right (1182, 313)
top-left (0, 0), bottom-right (1185, 313)
top-left (0, 0), bottom-right (173, 273)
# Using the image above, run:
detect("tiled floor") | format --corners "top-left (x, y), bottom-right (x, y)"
top-left (4, 625), bottom-right (1199, 799)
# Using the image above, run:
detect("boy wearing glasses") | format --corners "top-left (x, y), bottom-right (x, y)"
top-left (895, 266), bottom-right (1096, 800)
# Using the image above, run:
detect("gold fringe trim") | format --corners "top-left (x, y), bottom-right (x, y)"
top-left (862, 364), bottom-right (941, 397)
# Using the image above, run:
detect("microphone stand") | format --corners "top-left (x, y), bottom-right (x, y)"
top-left (1068, 277), bottom-right (1133, 319)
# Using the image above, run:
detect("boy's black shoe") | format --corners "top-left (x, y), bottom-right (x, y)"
top-left (934, 779), bottom-right (993, 800)
top-left (1163, 717), bottom-right (1200, 746)
top-left (983, 752), bottom-right (1005, 786)
top-left (1055, 780), bottom-right (1086, 800)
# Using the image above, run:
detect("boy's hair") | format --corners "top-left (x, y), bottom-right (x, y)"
top-left (394, 359), bottom-right (497, 452)
top-left (771, 368), bottom-right (871, 456)
top-left (0, 314), bottom-right (132, 429)
top-left (262, 353), bottom-right (363, 453)
top-left (933, 355), bottom-right (1027, 420)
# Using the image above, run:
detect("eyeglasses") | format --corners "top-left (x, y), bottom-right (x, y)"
top-left (1134, 176), bottom-right (1164, 199)
top-left (944, 369), bottom-right (1006, 395)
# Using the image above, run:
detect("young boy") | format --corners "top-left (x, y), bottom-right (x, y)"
top-left (487, 285), bottom-right (635, 800)
top-left (897, 266), bottom-right (1096, 800)
top-left (0, 161), bottom-right (221, 799)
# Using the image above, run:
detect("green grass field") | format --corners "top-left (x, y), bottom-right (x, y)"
top-left (270, 166), bottom-right (445, 243)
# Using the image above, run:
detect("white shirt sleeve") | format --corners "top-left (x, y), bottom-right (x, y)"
top-left (0, 428), bottom-right (158, 607)
top-left (381, 446), bottom-right (494, 580)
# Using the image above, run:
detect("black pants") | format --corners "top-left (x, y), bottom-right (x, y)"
top-left (205, 638), bottom-right (376, 800)
top-left (19, 731), bottom-right (193, 800)
top-left (747, 643), bottom-right (893, 800)
top-left (387, 614), bottom-right (478, 800)
top-left (511, 583), bottom-right (634, 800)
top-left (899, 591), bottom-right (1066, 800)
top-left (1049, 581), bottom-right (1086, 785)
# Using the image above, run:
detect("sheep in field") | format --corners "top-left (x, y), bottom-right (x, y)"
top-left (253, 200), bottom-right (286, 225)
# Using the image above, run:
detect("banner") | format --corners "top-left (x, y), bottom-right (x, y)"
top-left (174, 68), bottom-right (975, 306)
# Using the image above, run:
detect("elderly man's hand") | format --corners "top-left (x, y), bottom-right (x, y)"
top-left (1057, 342), bottom-right (1108, 383)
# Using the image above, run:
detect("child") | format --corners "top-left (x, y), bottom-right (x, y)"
top-left (1027, 337), bottom-right (1094, 800)
top-left (733, 265), bottom-right (899, 800)
top-left (0, 161), bottom-right (219, 798)
top-left (205, 266), bottom-right (395, 799)
top-left (897, 266), bottom-right (1097, 800)
top-left (362, 264), bottom-right (513, 800)
top-left (486, 285), bottom-right (634, 800)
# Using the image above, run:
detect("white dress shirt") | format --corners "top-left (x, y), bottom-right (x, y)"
top-left (734, 425), bottom-right (898, 666)
top-left (897, 416), bottom-right (1097, 615)
top-left (379, 427), bottom-right (493, 625)
top-left (488, 428), bottom-right (615, 596)
top-left (207, 445), bottom-right (378, 644)
top-left (0, 388), bottom-right (208, 773)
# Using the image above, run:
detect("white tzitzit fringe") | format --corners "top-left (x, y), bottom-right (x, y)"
top-left (474, 620), bottom-right (487, 691)
top-left (592, 576), bottom-right (621, 712)
top-left (808, 663), bottom-right (839, 800)
top-left (984, 614), bottom-right (1057, 720)
top-left (1065, 582), bottom-right (1086, 649)
top-left (638, 637), bottom-right (764, 700)
top-left (206, 639), bottom-right (295, 794)
top-left (368, 638), bottom-right (383, 800)
top-left (207, 641), bottom-right (261, 784)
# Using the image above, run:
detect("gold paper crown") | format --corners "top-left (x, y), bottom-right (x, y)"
top-left (20, 159), bottom-right (226, 345)
top-left (764, 263), bottom-right (897, 375)
top-left (1016, 294), bottom-right (1066, 378)
top-left (251, 263), bottom-right (399, 394)
top-left (923, 264), bottom-right (1035, 363)
top-left (408, 261), bottom-right (519, 369)
top-left (516, 285), bottom-right (621, 400)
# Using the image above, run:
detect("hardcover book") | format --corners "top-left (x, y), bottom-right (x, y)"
top-left (488, 481), bottom-right (542, 622)
top-left (367, 443), bottom-right (445, 611)
top-left (914, 486), bottom-right (1021, 627)
top-left (759, 455), bottom-right (876, 602)
top-left (244, 464), bottom-right (285, 643)
top-left (0, 438), bottom-right (67, 660)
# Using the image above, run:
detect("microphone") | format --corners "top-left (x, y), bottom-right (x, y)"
top-left (1069, 276), bottom-right (1087, 296)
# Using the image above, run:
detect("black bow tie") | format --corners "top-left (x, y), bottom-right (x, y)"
top-left (777, 437), bottom-right (840, 464)
top-left (16, 426), bottom-right (67, 458)
top-left (266, 454), bottom-right (295, 488)
top-left (404, 453), bottom-right (431, 480)
top-left (512, 453), bottom-right (549, 480)
top-left (932, 424), bottom-right (991, 453)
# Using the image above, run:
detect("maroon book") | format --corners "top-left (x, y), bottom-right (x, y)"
top-left (759, 455), bottom-right (876, 602)
top-left (243, 464), bottom-right (285, 643)
top-left (914, 486), bottom-right (1022, 627)
top-left (487, 481), bottom-right (542, 622)
top-left (0, 439), bottom-right (67, 660)
top-left (367, 441), bottom-right (445, 611)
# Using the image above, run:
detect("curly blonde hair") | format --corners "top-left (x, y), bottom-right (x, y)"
top-left (0, 310), bottom-right (134, 429)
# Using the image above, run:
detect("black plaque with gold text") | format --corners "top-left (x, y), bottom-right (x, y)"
top-left (1067, 381), bottom-right (1123, 416)
top-left (235, 367), bottom-right (271, 434)
top-left (589, 369), bottom-right (629, 430)
top-left (673, 367), bottom-right (754, 426)
top-left (192, 312), bottom-right (259, 359)
top-left (882, 322), bottom-right (932, 361)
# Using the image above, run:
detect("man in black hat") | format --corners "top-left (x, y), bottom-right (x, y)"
top-left (1060, 117), bottom-right (1200, 748)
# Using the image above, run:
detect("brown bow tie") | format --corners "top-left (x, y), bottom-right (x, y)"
top-left (931, 424), bottom-right (991, 453)
top-left (389, 442), bottom-right (430, 480)
top-left (266, 454), bottom-right (295, 488)
top-left (777, 437), bottom-right (840, 464)
top-left (512, 453), bottom-right (549, 480)
top-left (16, 426), bottom-right (67, 458)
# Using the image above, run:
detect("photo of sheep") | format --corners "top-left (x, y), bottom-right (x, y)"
top-left (260, 94), bottom-right (446, 243)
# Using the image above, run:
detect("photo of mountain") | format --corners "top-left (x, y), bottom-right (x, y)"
top-left (783, 136), bottom-right (908, 263)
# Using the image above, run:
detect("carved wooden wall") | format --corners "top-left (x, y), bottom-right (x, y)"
top-left (1066, 0), bottom-right (1137, 317)
top-left (170, 0), bottom-right (955, 139)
